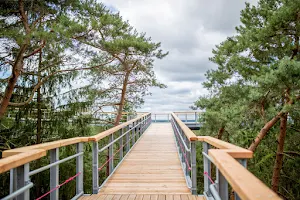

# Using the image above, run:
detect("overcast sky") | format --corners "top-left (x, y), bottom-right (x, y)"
top-left (102, 0), bottom-right (258, 112)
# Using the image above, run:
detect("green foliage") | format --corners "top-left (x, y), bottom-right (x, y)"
top-left (193, 0), bottom-right (300, 199)
top-left (0, 0), bottom-right (167, 199)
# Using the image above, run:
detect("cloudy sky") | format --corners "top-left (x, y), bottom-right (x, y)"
top-left (102, 0), bottom-right (258, 112)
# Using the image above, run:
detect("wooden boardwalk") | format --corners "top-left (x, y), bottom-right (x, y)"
top-left (80, 124), bottom-right (203, 199)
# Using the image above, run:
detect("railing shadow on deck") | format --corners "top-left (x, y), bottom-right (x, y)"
top-left (170, 113), bottom-right (281, 200)
top-left (0, 113), bottom-right (151, 200)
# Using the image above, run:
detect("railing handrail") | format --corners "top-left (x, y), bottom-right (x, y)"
top-left (171, 113), bottom-right (198, 141)
top-left (171, 114), bottom-right (281, 200)
top-left (89, 113), bottom-right (150, 141)
top-left (0, 113), bottom-right (151, 174)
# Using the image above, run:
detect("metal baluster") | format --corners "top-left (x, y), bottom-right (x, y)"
top-left (50, 148), bottom-right (59, 200)
top-left (234, 159), bottom-right (247, 200)
top-left (92, 142), bottom-right (99, 194)
top-left (126, 125), bottom-right (130, 153)
top-left (76, 143), bottom-right (83, 196)
top-left (132, 121), bottom-right (135, 144)
top-left (203, 142), bottom-right (211, 192)
top-left (15, 163), bottom-right (30, 200)
top-left (191, 141), bottom-right (197, 195)
top-left (109, 133), bottom-right (114, 174)
top-left (119, 129), bottom-right (124, 160)
top-left (185, 113), bottom-right (188, 122)
top-left (217, 169), bottom-right (228, 200)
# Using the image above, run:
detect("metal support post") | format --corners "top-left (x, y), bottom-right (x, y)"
top-left (203, 142), bottom-right (211, 192)
top-left (119, 129), bottom-right (124, 160)
top-left (108, 133), bottom-right (114, 174)
top-left (217, 169), bottom-right (228, 200)
top-left (15, 163), bottom-right (30, 200)
top-left (92, 142), bottom-right (99, 194)
top-left (191, 141), bottom-right (197, 195)
top-left (132, 122), bottom-right (135, 144)
top-left (234, 159), bottom-right (247, 200)
top-left (76, 143), bottom-right (84, 196)
top-left (50, 148), bottom-right (59, 200)
top-left (126, 125), bottom-right (130, 152)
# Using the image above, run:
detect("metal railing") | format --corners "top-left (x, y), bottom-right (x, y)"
top-left (170, 112), bottom-right (280, 200)
top-left (171, 114), bottom-right (197, 194)
top-left (0, 113), bottom-right (151, 200)
top-left (152, 111), bottom-right (201, 123)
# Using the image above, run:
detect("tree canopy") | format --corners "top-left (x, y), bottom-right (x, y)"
top-left (193, 0), bottom-right (300, 199)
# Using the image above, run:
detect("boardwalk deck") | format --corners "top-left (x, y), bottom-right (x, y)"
top-left (80, 194), bottom-right (204, 200)
top-left (81, 123), bottom-right (192, 199)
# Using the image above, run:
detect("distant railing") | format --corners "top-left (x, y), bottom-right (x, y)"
top-left (0, 113), bottom-right (151, 200)
top-left (170, 112), bottom-right (281, 200)
top-left (152, 111), bottom-right (201, 123)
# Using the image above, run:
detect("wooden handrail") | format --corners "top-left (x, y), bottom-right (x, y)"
top-left (88, 113), bottom-right (150, 141)
top-left (0, 113), bottom-right (150, 173)
top-left (2, 137), bottom-right (89, 158)
top-left (209, 150), bottom-right (281, 200)
top-left (171, 113), bottom-right (198, 141)
top-left (0, 149), bottom-right (46, 173)
top-left (197, 136), bottom-right (253, 158)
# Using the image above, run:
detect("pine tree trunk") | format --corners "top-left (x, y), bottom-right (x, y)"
top-left (217, 126), bottom-right (225, 139)
top-left (36, 50), bottom-right (42, 144)
top-left (248, 111), bottom-right (284, 152)
top-left (0, 44), bottom-right (28, 119)
top-left (271, 114), bottom-right (288, 193)
top-left (114, 71), bottom-right (130, 126)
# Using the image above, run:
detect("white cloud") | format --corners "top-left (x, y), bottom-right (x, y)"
top-left (101, 0), bottom-right (258, 112)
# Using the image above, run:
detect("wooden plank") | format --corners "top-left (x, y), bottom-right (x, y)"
top-left (106, 195), bottom-right (114, 200)
top-left (209, 150), bottom-right (281, 200)
top-left (0, 149), bottom-right (46, 173)
top-left (143, 195), bottom-right (150, 200)
top-left (180, 195), bottom-right (189, 200)
top-left (150, 195), bottom-right (158, 200)
top-left (128, 194), bottom-right (136, 200)
top-left (173, 195), bottom-right (181, 200)
top-left (96, 195), bottom-right (107, 200)
top-left (119, 195), bottom-right (129, 200)
top-left (112, 195), bottom-right (122, 200)
top-left (158, 195), bottom-right (165, 200)
top-left (135, 195), bottom-right (144, 200)
top-left (166, 195), bottom-right (173, 200)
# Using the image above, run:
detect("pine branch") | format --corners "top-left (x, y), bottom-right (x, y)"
top-left (8, 59), bottom-right (115, 106)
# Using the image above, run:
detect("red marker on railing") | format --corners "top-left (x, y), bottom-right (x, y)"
top-left (36, 172), bottom-right (82, 200)
top-left (204, 171), bottom-right (215, 184)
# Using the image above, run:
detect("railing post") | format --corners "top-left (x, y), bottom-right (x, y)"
top-left (109, 133), bottom-right (114, 174)
top-left (15, 163), bottom-right (30, 200)
top-left (132, 121), bottom-right (136, 144)
top-left (185, 113), bottom-right (188, 122)
top-left (234, 159), bottom-right (247, 200)
top-left (76, 143), bottom-right (83, 196)
top-left (126, 125), bottom-right (130, 152)
top-left (203, 142), bottom-right (211, 192)
top-left (50, 148), bottom-right (59, 200)
top-left (119, 129), bottom-right (124, 160)
top-left (216, 169), bottom-right (228, 200)
top-left (92, 141), bottom-right (99, 194)
top-left (191, 141), bottom-right (197, 195)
